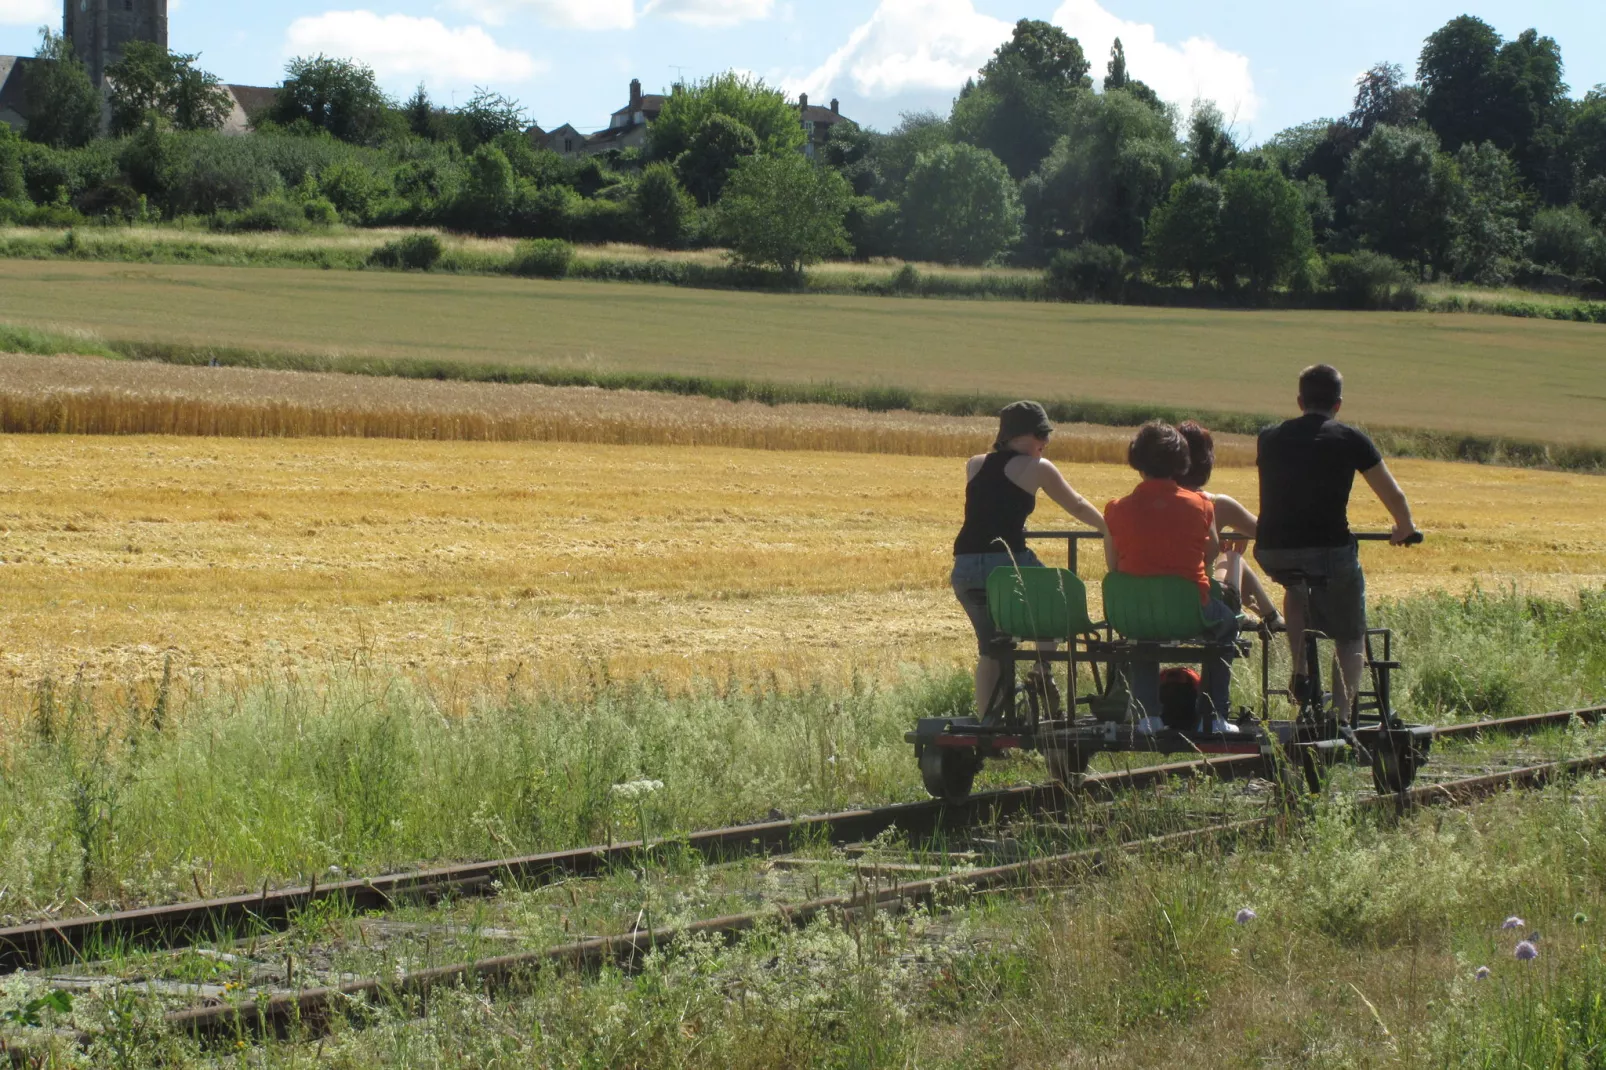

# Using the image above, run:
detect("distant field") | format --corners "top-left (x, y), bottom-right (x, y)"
top-left (1, 261), bottom-right (1603, 447)
top-left (2, 434), bottom-right (1601, 704)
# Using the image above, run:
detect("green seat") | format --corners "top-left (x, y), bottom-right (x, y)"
top-left (987, 567), bottom-right (1096, 641)
top-left (1102, 572), bottom-right (1209, 642)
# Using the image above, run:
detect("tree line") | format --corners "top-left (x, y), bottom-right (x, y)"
top-left (2, 16), bottom-right (1604, 300)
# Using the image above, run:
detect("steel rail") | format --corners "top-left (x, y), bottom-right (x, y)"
top-left (159, 747), bottom-right (1606, 1045)
top-left (0, 756), bottom-right (1257, 974)
top-left (3, 704), bottom-right (1598, 977)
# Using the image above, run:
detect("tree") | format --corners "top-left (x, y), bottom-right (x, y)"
top-left (1022, 88), bottom-right (1181, 257)
top-left (634, 162), bottom-right (693, 248)
top-left (1103, 37), bottom-right (1166, 114)
top-left (271, 55), bottom-right (393, 144)
top-left (1418, 15), bottom-right (1504, 153)
top-left (25, 29), bottom-right (102, 149)
top-left (1187, 102), bottom-right (1237, 177)
top-left (0, 123), bottom-right (24, 202)
top-left (1215, 167), bottom-right (1315, 293)
top-left (900, 143), bottom-right (1022, 265)
top-left (1145, 175), bottom-right (1221, 287)
top-left (1349, 63), bottom-right (1422, 136)
top-left (457, 144), bottom-right (517, 232)
top-left (718, 153), bottom-right (851, 279)
top-left (404, 84), bottom-right (436, 139)
top-left (675, 113), bottom-right (758, 206)
top-left (867, 111), bottom-right (951, 199)
top-left (1450, 141), bottom-right (1524, 284)
top-left (1346, 124), bottom-right (1459, 273)
top-left (1418, 17), bottom-right (1568, 189)
top-left (951, 19), bottom-right (1091, 180)
top-left (647, 73), bottom-right (803, 162)
top-left (1566, 87), bottom-right (1606, 199)
top-left (106, 41), bottom-right (232, 136)
top-left (455, 87), bottom-right (526, 151)
top-left (822, 120), bottom-right (878, 197)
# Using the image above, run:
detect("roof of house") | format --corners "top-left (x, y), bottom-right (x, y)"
top-left (800, 104), bottom-right (846, 124)
top-left (0, 57), bottom-right (34, 127)
top-left (585, 123), bottom-right (639, 146)
top-left (227, 85), bottom-right (278, 118)
top-left (610, 94), bottom-right (666, 118)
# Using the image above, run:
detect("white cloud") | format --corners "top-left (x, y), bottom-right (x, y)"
top-left (1051, 0), bottom-right (1258, 123)
top-left (642, 0), bottom-right (772, 27)
top-left (285, 11), bottom-right (544, 83)
top-left (793, 0), bottom-right (1011, 101)
top-left (0, 0), bottom-right (53, 28)
top-left (450, 0), bottom-right (635, 31)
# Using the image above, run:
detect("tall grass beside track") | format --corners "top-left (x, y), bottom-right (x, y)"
top-left (0, 587), bottom-right (1603, 919)
top-left (5, 607), bottom-right (1606, 1066)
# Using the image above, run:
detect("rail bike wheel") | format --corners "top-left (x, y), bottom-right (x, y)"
top-left (1044, 745), bottom-right (1092, 790)
top-left (920, 745), bottom-right (979, 801)
top-left (1370, 737), bottom-right (1420, 794)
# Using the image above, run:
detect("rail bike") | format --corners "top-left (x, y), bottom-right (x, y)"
top-left (908, 530), bottom-right (1435, 800)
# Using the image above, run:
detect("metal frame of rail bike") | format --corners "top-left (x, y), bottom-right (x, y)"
top-left (908, 531), bottom-right (1434, 800)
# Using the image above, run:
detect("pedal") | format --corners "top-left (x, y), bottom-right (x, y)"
top-left (1368, 661), bottom-right (1402, 670)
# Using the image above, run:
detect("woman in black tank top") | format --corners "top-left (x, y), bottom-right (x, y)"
top-left (952, 402), bottom-right (1111, 718)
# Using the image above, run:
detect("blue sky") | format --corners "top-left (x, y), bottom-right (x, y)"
top-left (2, 1), bottom-right (1602, 143)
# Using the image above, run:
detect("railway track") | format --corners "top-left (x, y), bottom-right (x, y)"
top-left (4, 704), bottom-right (1603, 1052)
top-left (1, 704), bottom-right (1599, 975)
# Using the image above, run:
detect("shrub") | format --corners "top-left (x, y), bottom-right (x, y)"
top-left (1529, 205), bottom-right (1604, 279)
top-left (633, 163), bottom-right (693, 249)
top-left (302, 197), bottom-right (339, 227)
top-left (212, 194), bottom-right (308, 233)
top-left (1047, 243), bottom-right (1132, 301)
top-left (507, 238), bottom-right (574, 279)
top-left (1324, 250), bottom-right (1418, 310)
top-left (367, 232), bottom-right (444, 271)
top-left (846, 198), bottom-right (899, 261)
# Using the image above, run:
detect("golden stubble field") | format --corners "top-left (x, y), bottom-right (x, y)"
top-left (1, 433), bottom-right (1603, 710)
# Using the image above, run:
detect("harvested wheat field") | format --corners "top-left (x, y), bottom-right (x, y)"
top-left (1, 427), bottom-right (1603, 711)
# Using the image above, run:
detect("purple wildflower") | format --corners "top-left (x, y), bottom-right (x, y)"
top-left (1515, 941), bottom-right (1539, 961)
top-left (1475, 966), bottom-right (1491, 980)
top-left (1235, 908), bottom-right (1257, 924)
top-left (1502, 916), bottom-right (1525, 930)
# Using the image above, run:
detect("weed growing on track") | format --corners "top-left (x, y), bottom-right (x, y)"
top-left (9, 779), bottom-right (1606, 1067)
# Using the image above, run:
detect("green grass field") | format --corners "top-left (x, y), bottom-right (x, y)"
top-left (1, 260), bottom-right (1603, 446)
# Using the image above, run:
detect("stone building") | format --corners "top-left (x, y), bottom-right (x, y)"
top-left (65, 0), bottom-right (169, 88)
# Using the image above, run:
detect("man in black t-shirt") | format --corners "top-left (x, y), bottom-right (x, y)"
top-left (1255, 364), bottom-right (1418, 717)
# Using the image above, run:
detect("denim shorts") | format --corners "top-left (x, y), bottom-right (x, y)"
top-left (1255, 542), bottom-right (1367, 641)
top-left (952, 549), bottom-right (1045, 656)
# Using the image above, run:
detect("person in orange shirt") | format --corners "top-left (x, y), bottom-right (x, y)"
top-left (1104, 422), bottom-right (1240, 732)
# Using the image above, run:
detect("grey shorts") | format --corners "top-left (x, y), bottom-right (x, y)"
top-left (1255, 543), bottom-right (1367, 641)
top-left (952, 549), bottom-right (1045, 656)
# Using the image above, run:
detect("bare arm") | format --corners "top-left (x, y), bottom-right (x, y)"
top-left (1211, 494), bottom-right (1258, 539)
top-left (1360, 463), bottom-right (1418, 544)
top-left (1036, 460), bottom-right (1107, 534)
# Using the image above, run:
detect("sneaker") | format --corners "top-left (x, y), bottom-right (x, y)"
top-left (1135, 715), bottom-right (1166, 735)
top-left (1206, 716), bottom-right (1242, 734)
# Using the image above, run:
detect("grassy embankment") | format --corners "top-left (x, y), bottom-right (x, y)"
top-left (1, 587), bottom-right (1603, 918)
top-left (2, 260), bottom-right (1605, 468)
top-left (4, 224), bottom-right (1605, 325)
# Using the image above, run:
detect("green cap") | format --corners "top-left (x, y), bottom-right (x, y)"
top-left (995, 400), bottom-right (1053, 449)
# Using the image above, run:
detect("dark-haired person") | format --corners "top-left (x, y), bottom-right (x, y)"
top-left (1176, 421), bottom-right (1282, 631)
top-left (953, 401), bottom-right (1111, 718)
top-left (1104, 421), bottom-right (1239, 732)
top-left (1255, 364), bottom-right (1418, 718)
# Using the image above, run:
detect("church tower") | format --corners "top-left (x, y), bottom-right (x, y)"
top-left (63, 0), bottom-right (168, 87)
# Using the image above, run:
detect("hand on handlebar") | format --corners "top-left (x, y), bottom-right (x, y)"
top-left (1390, 524), bottom-right (1423, 546)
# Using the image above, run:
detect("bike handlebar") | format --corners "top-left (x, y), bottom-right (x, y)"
top-left (1029, 530), bottom-right (1425, 545)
